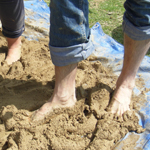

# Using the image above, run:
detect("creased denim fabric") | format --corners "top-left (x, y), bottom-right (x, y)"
top-left (123, 0), bottom-right (150, 40)
top-left (0, 0), bottom-right (25, 38)
top-left (49, 0), bottom-right (95, 66)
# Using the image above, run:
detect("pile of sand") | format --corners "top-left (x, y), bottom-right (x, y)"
top-left (0, 34), bottom-right (145, 150)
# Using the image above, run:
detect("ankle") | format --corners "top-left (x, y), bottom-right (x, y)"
top-left (117, 82), bottom-right (134, 91)
top-left (52, 91), bottom-right (75, 105)
top-left (116, 75), bottom-right (135, 90)
top-left (7, 37), bottom-right (22, 49)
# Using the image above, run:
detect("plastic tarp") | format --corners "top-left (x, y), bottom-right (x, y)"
top-left (24, 0), bottom-right (150, 149)
top-left (24, 0), bottom-right (50, 40)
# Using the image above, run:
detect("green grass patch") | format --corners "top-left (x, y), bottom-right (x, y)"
top-left (89, 0), bottom-right (125, 44)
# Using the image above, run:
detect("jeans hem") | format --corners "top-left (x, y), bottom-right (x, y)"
top-left (123, 15), bottom-right (150, 41)
top-left (49, 40), bottom-right (95, 66)
top-left (2, 25), bottom-right (25, 38)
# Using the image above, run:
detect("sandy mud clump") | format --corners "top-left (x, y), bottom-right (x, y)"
top-left (0, 34), bottom-right (145, 150)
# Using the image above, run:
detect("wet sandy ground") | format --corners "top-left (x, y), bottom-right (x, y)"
top-left (0, 34), bottom-right (145, 150)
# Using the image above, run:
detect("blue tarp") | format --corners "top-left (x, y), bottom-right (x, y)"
top-left (24, 0), bottom-right (150, 149)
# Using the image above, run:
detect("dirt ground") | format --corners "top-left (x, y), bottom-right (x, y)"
top-left (0, 33), bottom-right (146, 150)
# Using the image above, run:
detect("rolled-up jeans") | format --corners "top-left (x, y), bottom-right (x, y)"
top-left (0, 0), bottom-right (25, 38)
top-left (123, 0), bottom-right (150, 40)
top-left (49, 0), bottom-right (95, 66)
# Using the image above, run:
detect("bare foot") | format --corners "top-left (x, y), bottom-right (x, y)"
top-left (108, 34), bottom-right (150, 116)
top-left (5, 37), bottom-right (22, 65)
top-left (108, 85), bottom-right (132, 116)
top-left (30, 64), bottom-right (77, 123)
top-left (107, 73), bottom-right (135, 116)
top-left (31, 93), bottom-right (76, 122)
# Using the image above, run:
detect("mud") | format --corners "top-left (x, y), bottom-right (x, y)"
top-left (0, 33), bottom-right (145, 150)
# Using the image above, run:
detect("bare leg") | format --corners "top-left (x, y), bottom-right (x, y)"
top-left (5, 36), bottom-right (22, 65)
top-left (109, 33), bottom-right (150, 116)
top-left (31, 63), bottom-right (77, 122)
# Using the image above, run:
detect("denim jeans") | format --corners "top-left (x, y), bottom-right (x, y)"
top-left (0, 0), bottom-right (25, 38)
top-left (123, 0), bottom-right (150, 40)
top-left (49, 0), bottom-right (95, 66)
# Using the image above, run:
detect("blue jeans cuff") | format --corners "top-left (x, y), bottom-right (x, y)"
top-left (49, 39), bottom-right (95, 66)
top-left (123, 15), bottom-right (150, 41)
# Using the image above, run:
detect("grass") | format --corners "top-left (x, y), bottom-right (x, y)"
top-left (88, 0), bottom-right (124, 44)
